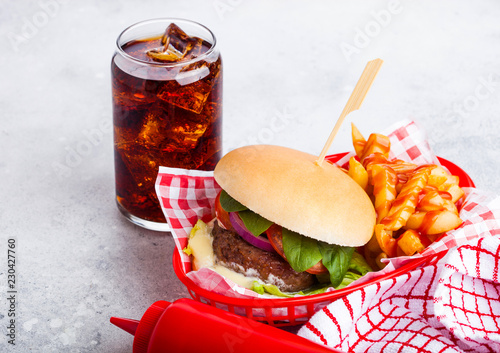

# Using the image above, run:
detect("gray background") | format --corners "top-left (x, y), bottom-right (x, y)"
top-left (1, 0), bottom-right (499, 351)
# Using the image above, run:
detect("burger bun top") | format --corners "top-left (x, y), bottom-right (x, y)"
top-left (214, 145), bottom-right (376, 247)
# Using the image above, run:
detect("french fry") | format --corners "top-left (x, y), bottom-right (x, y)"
top-left (405, 210), bottom-right (463, 235)
top-left (365, 234), bottom-right (382, 254)
top-left (375, 252), bottom-right (388, 270)
top-left (417, 187), bottom-right (446, 212)
top-left (442, 198), bottom-right (459, 213)
top-left (364, 235), bottom-right (382, 270)
top-left (428, 166), bottom-right (448, 188)
top-left (397, 229), bottom-right (426, 256)
top-left (348, 157), bottom-right (369, 191)
top-left (428, 167), bottom-right (464, 202)
top-left (364, 157), bottom-right (416, 195)
top-left (381, 167), bottom-right (431, 231)
top-left (370, 164), bottom-right (397, 223)
top-left (443, 174), bottom-right (459, 185)
top-left (349, 127), bottom-right (466, 261)
top-left (363, 152), bottom-right (390, 170)
top-left (361, 133), bottom-right (391, 162)
top-left (426, 233), bottom-right (441, 243)
top-left (374, 224), bottom-right (397, 258)
top-left (351, 123), bottom-right (366, 159)
top-left (387, 160), bottom-right (417, 174)
top-left (417, 187), bottom-right (460, 214)
top-left (441, 182), bottom-right (465, 203)
top-left (428, 175), bottom-right (447, 188)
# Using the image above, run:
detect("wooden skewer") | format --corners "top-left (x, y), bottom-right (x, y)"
top-left (316, 58), bottom-right (383, 166)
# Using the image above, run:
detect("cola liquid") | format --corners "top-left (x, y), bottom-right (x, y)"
top-left (111, 21), bottom-right (222, 228)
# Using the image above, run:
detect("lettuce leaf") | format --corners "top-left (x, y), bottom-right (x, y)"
top-left (250, 252), bottom-right (373, 297)
top-left (251, 281), bottom-right (331, 297)
top-left (238, 210), bottom-right (274, 237)
top-left (282, 227), bottom-right (356, 287)
top-left (252, 281), bottom-right (295, 297)
top-left (318, 242), bottom-right (355, 288)
top-left (349, 251), bottom-right (373, 276)
top-left (282, 228), bottom-right (323, 272)
top-left (334, 271), bottom-right (362, 289)
top-left (333, 253), bottom-right (372, 289)
top-left (219, 189), bottom-right (247, 212)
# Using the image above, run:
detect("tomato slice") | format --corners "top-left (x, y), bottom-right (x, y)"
top-left (266, 224), bottom-right (286, 259)
top-left (214, 191), bottom-right (234, 231)
top-left (266, 225), bottom-right (327, 274)
top-left (305, 261), bottom-right (328, 275)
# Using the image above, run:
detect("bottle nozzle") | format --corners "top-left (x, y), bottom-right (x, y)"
top-left (110, 317), bottom-right (140, 336)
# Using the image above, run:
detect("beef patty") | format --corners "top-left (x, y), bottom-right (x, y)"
top-left (212, 221), bottom-right (316, 292)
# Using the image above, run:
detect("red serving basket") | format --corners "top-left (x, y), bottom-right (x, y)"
top-left (173, 153), bottom-right (475, 327)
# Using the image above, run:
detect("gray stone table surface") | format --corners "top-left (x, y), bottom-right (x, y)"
top-left (1, 0), bottom-right (499, 352)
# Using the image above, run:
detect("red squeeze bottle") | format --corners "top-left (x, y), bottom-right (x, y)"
top-left (111, 298), bottom-right (342, 353)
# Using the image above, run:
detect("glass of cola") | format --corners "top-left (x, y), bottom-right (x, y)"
top-left (111, 19), bottom-right (222, 231)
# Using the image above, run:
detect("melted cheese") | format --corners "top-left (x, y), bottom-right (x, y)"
top-left (188, 219), bottom-right (258, 289)
top-left (212, 265), bottom-right (255, 289)
top-left (189, 221), bottom-right (215, 270)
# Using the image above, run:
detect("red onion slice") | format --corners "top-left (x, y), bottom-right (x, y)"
top-left (229, 212), bottom-right (276, 253)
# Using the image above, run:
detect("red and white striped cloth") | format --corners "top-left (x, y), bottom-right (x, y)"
top-left (298, 234), bottom-right (500, 352)
top-left (155, 120), bottom-right (500, 350)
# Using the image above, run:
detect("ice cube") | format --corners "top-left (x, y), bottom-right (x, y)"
top-left (181, 37), bottom-right (206, 61)
top-left (161, 23), bottom-right (199, 55)
top-left (116, 134), bottom-right (208, 194)
top-left (112, 70), bottom-right (156, 109)
top-left (157, 77), bottom-right (212, 114)
top-left (113, 90), bottom-right (155, 110)
top-left (130, 106), bottom-right (208, 151)
top-left (146, 44), bottom-right (184, 62)
top-left (146, 23), bottom-right (207, 63)
top-left (115, 143), bottom-right (159, 196)
top-left (167, 121), bottom-right (208, 150)
top-left (115, 109), bottom-right (214, 197)
top-left (136, 109), bottom-right (170, 147)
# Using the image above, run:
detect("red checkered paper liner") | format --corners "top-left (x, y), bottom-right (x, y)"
top-left (333, 119), bottom-right (440, 169)
top-left (155, 167), bottom-right (221, 274)
top-left (155, 120), bottom-right (500, 301)
top-left (298, 234), bottom-right (500, 352)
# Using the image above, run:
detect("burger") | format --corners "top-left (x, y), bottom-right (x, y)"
top-left (185, 145), bottom-right (376, 295)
